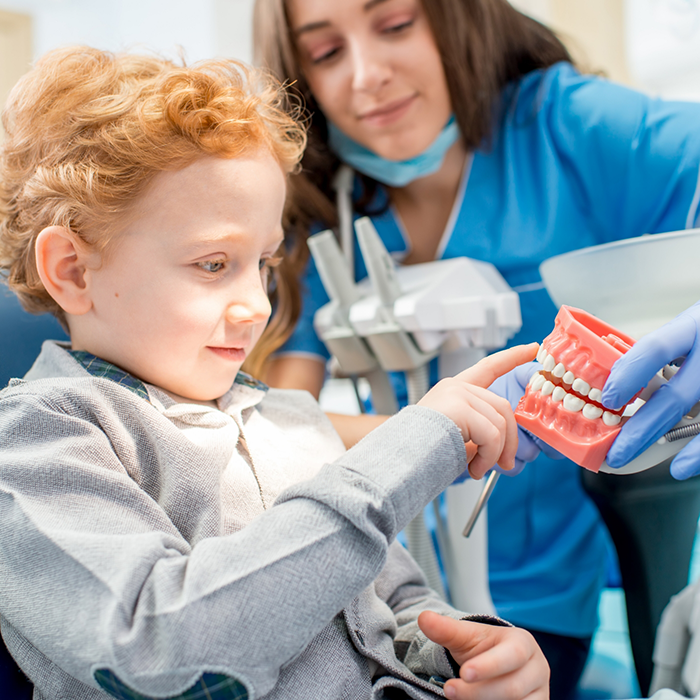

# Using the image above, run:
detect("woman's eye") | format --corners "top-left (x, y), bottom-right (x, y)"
top-left (197, 260), bottom-right (226, 274)
top-left (310, 45), bottom-right (341, 65)
top-left (381, 18), bottom-right (414, 34)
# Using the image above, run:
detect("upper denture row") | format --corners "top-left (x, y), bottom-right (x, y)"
top-left (533, 345), bottom-right (622, 425)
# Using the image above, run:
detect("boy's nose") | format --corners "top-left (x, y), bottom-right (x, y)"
top-left (224, 274), bottom-right (271, 326)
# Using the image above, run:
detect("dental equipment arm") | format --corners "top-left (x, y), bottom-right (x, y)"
top-left (603, 301), bottom-right (700, 479)
top-left (307, 229), bottom-right (398, 415)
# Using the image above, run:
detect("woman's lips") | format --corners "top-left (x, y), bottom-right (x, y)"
top-left (358, 94), bottom-right (417, 127)
top-left (207, 346), bottom-right (246, 362)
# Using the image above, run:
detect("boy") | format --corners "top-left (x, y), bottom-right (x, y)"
top-left (0, 46), bottom-right (545, 699)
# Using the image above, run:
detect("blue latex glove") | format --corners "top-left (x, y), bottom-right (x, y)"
top-left (603, 300), bottom-right (700, 479)
top-left (486, 361), bottom-right (563, 477)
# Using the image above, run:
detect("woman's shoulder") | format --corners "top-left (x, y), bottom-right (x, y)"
top-left (507, 62), bottom-right (610, 115)
top-left (500, 61), bottom-right (658, 139)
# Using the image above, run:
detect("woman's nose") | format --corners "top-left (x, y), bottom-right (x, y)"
top-left (349, 37), bottom-right (392, 93)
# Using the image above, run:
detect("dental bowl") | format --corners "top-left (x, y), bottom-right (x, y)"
top-left (539, 228), bottom-right (700, 339)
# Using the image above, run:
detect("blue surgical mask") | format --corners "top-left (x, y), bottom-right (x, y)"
top-left (327, 115), bottom-right (460, 188)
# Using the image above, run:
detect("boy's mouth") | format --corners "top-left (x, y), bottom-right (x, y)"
top-left (514, 306), bottom-right (638, 472)
top-left (207, 346), bottom-right (246, 362)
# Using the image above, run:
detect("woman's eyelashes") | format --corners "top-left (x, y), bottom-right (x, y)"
top-left (308, 42), bottom-right (342, 65)
top-left (379, 16), bottom-right (415, 35)
top-left (305, 15), bottom-right (415, 65)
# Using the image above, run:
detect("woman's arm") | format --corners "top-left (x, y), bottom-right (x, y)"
top-left (264, 355), bottom-right (326, 398)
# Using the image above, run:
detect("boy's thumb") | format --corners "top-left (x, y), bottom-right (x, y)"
top-left (417, 611), bottom-right (462, 648)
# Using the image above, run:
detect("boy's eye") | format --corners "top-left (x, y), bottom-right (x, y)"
top-left (197, 259), bottom-right (226, 274)
top-left (260, 255), bottom-right (282, 273)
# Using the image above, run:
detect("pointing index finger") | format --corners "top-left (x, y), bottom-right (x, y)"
top-left (455, 344), bottom-right (539, 389)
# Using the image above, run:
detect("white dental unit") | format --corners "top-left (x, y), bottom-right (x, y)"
top-left (310, 215), bottom-right (521, 612)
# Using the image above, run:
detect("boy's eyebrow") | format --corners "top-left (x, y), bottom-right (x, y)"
top-left (293, 0), bottom-right (390, 36)
top-left (182, 233), bottom-right (285, 251)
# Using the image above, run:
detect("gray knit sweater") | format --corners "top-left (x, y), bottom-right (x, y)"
top-left (0, 342), bottom-right (486, 700)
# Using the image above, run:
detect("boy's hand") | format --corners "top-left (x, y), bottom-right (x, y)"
top-left (417, 344), bottom-right (539, 479)
top-left (418, 611), bottom-right (549, 700)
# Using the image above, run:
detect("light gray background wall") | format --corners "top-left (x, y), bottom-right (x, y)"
top-left (0, 0), bottom-right (699, 102)
top-left (0, 0), bottom-right (254, 64)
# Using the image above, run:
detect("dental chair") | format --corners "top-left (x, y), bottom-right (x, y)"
top-left (0, 289), bottom-right (68, 388)
top-left (1, 289), bottom-right (67, 697)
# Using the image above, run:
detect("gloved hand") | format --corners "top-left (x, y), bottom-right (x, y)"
top-left (487, 361), bottom-right (563, 476)
top-left (603, 300), bottom-right (700, 479)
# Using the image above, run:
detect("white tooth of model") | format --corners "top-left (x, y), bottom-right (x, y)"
top-left (603, 411), bottom-right (622, 426)
top-left (553, 362), bottom-right (567, 378)
top-left (552, 386), bottom-right (567, 402)
top-left (542, 380), bottom-right (555, 396)
top-left (572, 378), bottom-right (591, 396)
top-left (543, 354), bottom-right (556, 372)
top-left (563, 371), bottom-right (575, 384)
top-left (583, 404), bottom-right (604, 420)
top-left (531, 374), bottom-right (546, 392)
top-left (564, 394), bottom-right (586, 412)
top-left (588, 388), bottom-right (603, 403)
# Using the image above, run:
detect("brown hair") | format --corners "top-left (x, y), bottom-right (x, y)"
top-left (253, 0), bottom-right (574, 352)
top-left (0, 46), bottom-right (306, 376)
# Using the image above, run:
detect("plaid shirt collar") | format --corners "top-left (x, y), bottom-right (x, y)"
top-left (67, 350), bottom-right (267, 405)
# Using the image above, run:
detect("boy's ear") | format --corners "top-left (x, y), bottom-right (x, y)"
top-left (35, 226), bottom-right (94, 316)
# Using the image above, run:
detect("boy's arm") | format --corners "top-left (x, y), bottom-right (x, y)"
top-left (0, 390), bottom-right (468, 699)
top-left (0, 345), bottom-right (532, 698)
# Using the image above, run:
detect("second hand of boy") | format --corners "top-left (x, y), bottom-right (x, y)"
top-left (417, 611), bottom-right (549, 700)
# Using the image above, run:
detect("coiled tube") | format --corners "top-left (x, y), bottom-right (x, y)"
top-left (665, 422), bottom-right (700, 443)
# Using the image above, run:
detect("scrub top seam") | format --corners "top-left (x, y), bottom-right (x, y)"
top-left (686, 163), bottom-right (700, 229)
top-left (436, 152), bottom-right (474, 260)
top-left (388, 152), bottom-right (474, 262)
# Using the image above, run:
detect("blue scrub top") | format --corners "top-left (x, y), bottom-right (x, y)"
top-left (279, 62), bottom-right (700, 636)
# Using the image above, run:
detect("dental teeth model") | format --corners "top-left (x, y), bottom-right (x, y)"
top-left (515, 306), bottom-right (637, 472)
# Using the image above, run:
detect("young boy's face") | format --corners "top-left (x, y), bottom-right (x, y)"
top-left (71, 151), bottom-right (286, 402)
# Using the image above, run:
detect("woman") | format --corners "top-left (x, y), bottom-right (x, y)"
top-left (251, 0), bottom-right (700, 696)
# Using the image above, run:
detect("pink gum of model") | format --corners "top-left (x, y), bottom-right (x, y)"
top-left (515, 306), bottom-right (637, 472)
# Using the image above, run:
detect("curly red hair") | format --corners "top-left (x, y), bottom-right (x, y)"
top-left (0, 46), bottom-right (305, 337)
